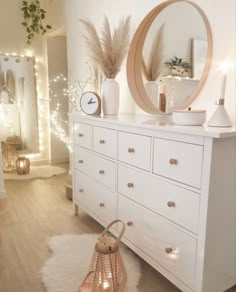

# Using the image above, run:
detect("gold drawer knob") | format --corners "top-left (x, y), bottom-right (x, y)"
top-left (167, 201), bottom-right (175, 208)
top-left (127, 221), bottom-right (133, 227)
top-left (165, 247), bottom-right (173, 254)
top-left (169, 158), bottom-right (178, 165)
top-left (127, 183), bottom-right (134, 188)
top-left (99, 203), bottom-right (105, 208)
top-left (79, 189), bottom-right (84, 193)
top-left (78, 133), bottom-right (83, 137)
top-left (99, 170), bottom-right (105, 174)
top-left (78, 160), bottom-right (84, 164)
top-left (99, 140), bottom-right (105, 144)
top-left (128, 148), bottom-right (135, 153)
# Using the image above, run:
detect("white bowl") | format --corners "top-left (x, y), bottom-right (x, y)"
top-left (172, 109), bottom-right (206, 126)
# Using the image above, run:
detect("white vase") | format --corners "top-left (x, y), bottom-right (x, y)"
top-left (101, 78), bottom-right (120, 115)
top-left (144, 81), bottom-right (160, 107)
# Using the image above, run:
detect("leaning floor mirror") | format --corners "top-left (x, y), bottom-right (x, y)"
top-left (0, 54), bottom-right (39, 153)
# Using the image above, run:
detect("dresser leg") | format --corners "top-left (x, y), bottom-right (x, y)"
top-left (74, 203), bottom-right (79, 216)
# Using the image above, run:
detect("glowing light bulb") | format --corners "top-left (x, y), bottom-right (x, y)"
top-left (103, 281), bottom-right (110, 290)
top-left (220, 59), bottom-right (233, 74)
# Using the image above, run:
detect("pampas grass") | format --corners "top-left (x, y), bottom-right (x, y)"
top-left (142, 24), bottom-right (165, 81)
top-left (92, 65), bottom-right (104, 94)
top-left (80, 16), bottom-right (131, 79)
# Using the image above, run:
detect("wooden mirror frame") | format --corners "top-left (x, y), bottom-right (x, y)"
top-left (127, 0), bottom-right (213, 115)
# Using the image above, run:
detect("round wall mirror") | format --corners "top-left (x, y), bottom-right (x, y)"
top-left (127, 0), bottom-right (213, 115)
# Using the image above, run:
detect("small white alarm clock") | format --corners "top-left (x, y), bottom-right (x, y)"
top-left (80, 91), bottom-right (101, 115)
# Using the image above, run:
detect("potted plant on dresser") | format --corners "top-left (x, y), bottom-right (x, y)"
top-left (80, 16), bottom-right (131, 115)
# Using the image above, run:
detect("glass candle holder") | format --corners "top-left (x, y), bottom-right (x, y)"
top-left (16, 156), bottom-right (30, 175)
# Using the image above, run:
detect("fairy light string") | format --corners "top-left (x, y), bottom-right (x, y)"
top-left (48, 70), bottom-right (95, 153)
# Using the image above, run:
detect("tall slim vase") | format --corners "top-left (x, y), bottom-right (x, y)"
top-left (101, 78), bottom-right (120, 115)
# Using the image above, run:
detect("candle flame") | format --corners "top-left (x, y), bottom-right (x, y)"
top-left (220, 59), bottom-right (233, 74)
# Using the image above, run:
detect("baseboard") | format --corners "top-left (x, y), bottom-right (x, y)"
top-left (30, 159), bottom-right (50, 166)
top-left (30, 159), bottom-right (69, 166)
top-left (50, 158), bottom-right (70, 164)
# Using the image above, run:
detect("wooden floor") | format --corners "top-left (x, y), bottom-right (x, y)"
top-left (0, 170), bottom-right (235, 292)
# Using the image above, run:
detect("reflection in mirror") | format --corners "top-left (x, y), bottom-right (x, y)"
top-left (127, 0), bottom-right (212, 115)
top-left (142, 2), bottom-right (207, 113)
top-left (0, 54), bottom-right (39, 153)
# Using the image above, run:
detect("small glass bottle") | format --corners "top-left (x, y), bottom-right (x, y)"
top-left (159, 81), bottom-right (166, 112)
top-left (166, 87), bottom-right (175, 113)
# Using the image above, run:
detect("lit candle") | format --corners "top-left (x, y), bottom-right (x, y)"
top-left (220, 73), bottom-right (227, 100)
top-left (219, 59), bottom-right (232, 101)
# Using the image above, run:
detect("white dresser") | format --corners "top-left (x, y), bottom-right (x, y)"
top-left (71, 113), bottom-right (236, 292)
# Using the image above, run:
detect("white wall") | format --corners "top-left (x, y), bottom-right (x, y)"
top-left (47, 36), bottom-right (69, 164)
top-left (60, 0), bottom-right (235, 123)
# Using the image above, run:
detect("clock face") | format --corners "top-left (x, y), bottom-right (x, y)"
top-left (80, 91), bottom-right (101, 115)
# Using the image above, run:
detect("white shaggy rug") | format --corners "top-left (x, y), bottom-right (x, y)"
top-left (41, 234), bottom-right (141, 292)
top-left (4, 165), bottom-right (67, 180)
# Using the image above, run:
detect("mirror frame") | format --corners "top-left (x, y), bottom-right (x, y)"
top-left (0, 53), bottom-right (39, 154)
top-left (127, 0), bottom-right (213, 115)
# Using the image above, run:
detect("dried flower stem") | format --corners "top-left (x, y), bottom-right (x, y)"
top-left (142, 24), bottom-right (165, 81)
top-left (80, 16), bottom-right (131, 79)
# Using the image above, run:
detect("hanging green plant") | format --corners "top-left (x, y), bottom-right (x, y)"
top-left (21, 0), bottom-right (52, 46)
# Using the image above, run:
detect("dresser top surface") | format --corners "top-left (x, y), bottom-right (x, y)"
top-left (71, 113), bottom-right (236, 138)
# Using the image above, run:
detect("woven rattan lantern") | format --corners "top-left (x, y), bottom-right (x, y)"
top-left (79, 220), bottom-right (127, 292)
top-left (78, 271), bottom-right (95, 292)
top-left (16, 156), bottom-right (30, 175)
top-left (6, 135), bottom-right (22, 150)
top-left (2, 144), bottom-right (18, 173)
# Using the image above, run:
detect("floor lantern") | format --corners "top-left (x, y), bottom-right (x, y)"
top-left (16, 156), bottom-right (30, 175)
top-left (79, 220), bottom-right (127, 292)
top-left (2, 144), bottom-right (18, 173)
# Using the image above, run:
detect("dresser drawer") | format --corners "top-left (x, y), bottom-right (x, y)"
top-left (74, 171), bottom-right (117, 226)
top-left (74, 147), bottom-right (116, 191)
top-left (118, 164), bottom-right (199, 233)
top-left (93, 126), bottom-right (117, 159)
top-left (153, 138), bottom-right (203, 188)
top-left (118, 195), bottom-right (197, 289)
top-left (73, 123), bottom-right (92, 149)
top-left (118, 131), bottom-right (151, 171)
